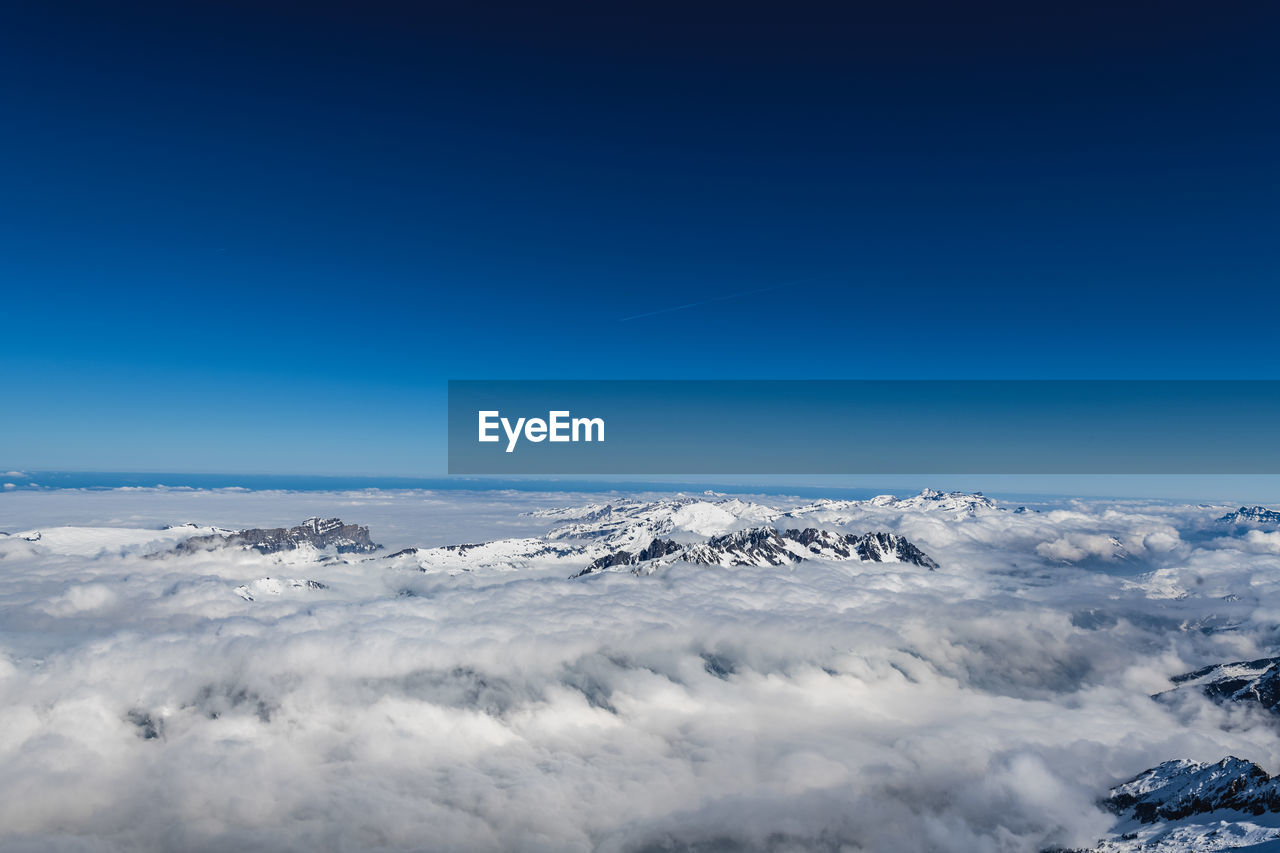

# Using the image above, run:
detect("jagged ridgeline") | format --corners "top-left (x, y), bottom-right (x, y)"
top-left (175, 517), bottom-right (381, 555)
top-left (1220, 505), bottom-right (1280, 525)
top-left (574, 528), bottom-right (938, 578)
top-left (1107, 757), bottom-right (1280, 823)
top-left (1156, 656), bottom-right (1280, 718)
top-left (157, 494), bottom-right (957, 581)
top-left (373, 494), bottom-right (954, 578)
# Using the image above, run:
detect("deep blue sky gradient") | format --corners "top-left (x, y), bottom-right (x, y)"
top-left (2, 1), bottom-right (1277, 475)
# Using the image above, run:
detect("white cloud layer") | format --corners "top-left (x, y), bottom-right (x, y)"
top-left (0, 489), bottom-right (1278, 851)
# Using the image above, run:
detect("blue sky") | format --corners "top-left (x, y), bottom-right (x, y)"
top-left (2, 2), bottom-right (1277, 478)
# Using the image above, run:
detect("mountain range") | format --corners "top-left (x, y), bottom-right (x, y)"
top-left (175, 517), bottom-right (381, 555)
top-left (574, 527), bottom-right (938, 577)
top-left (1078, 656), bottom-right (1280, 851)
top-left (1219, 506), bottom-right (1280, 525)
top-left (1159, 656), bottom-right (1280, 718)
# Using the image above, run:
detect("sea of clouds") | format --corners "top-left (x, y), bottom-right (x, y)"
top-left (1, 488), bottom-right (1279, 852)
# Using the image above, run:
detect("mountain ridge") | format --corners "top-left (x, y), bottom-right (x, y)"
top-left (573, 526), bottom-right (939, 578)
top-left (175, 517), bottom-right (381, 555)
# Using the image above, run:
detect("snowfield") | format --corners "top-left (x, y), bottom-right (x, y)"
top-left (2, 487), bottom-right (1280, 852)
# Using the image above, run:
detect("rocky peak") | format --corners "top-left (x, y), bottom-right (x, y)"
top-left (1219, 506), bottom-right (1280, 524)
top-left (573, 526), bottom-right (939, 576)
top-left (177, 518), bottom-right (381, 555)
top-left (1160, 656), bottom-right (1280, 716)
top-left (1108, 757), bottom-right (1280, 823)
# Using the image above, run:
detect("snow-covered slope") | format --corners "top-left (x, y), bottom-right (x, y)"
top-left (2, 523), bottom-right (231, 556)
top-left (1108, 758), bottom-right (1280, 822)
top-left (385, 538), bottom-right (589, 575)
top-left (678, 527), bottom-right (937, 570)
top-left (1221, 506), bottom-right (1280, 525)
top-left (1159, 656), bottom-right (1280, 716)
top-left (1089, 814), bottom-right (1280, 852)
top-left (870, 488), bottom-right (999, 515)
top-left (1085, 758), bottom-right (1280, 852)
top-left (779, 488), bottom-right (1000, 525)
top-left (386, 522), bottom-right (937, 579)
top-left (234, 577), bottom-right (329, 601)
top-left (526, 496), bottom-right (778, 550)
top-left (572, 527), bottom-right (938, 577)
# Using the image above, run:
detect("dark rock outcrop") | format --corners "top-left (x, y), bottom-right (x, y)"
top-left (573, 538), bottom-right (682, 578)
top-left (684, 527), bottom-right (939, 569)
top-left (1219, 506), bottom-right (1280, 524)
top-left (1159, 656), bottom-right (1280, 716)
top-left (573, 527), bottom-right (938, 577)
top-left (1107, 757), bottom-right (1280, 822)
top-left (177, 517), bottom-right (381, 555)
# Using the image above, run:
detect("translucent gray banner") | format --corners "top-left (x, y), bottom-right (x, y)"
top-left (447, 380), bottom-right (1280, 474)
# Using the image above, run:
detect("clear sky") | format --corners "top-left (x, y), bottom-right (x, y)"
top-left (2, 2), bottom-right (1277, 476)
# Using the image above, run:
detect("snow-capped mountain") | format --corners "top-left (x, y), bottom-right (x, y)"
top-left (391, 523), bottom-right (938, 579)
top-left (234, 577), bottom-right (329, 601)
top-left (1220, 506), bottom-right (1280, 525)
top-left (166, 496), bottom-right (947, 585)
top-left (871, 488), bottom-right (998, 514)
top-left (526, 491), bottom-right (995, 548)
top-left (1077, 758), bottom-right (1280, 852)
top-left (177, 517), bottom-right (381, 555)
top-left (1079, 661), bottom-right (1280, 850)
top-left (681, 527), bottom-right (938, 569)
top-left (373, 495), bottom-right (941, 579)
top-left (527, 496), bottom-right (778, 550)
top-left (2, 523), bottom-right (232, 556)
top-left (385, 538), bottom-right (589, 574)
top-left (573, 537), bottom-right (686, 576)
top-left (1074, 757), bottom-right (1280, 852)
top-left (1108, 757), bottom-right (1280, 823)
top-left (780, 489), bottom-right (1000, 525)
top-left (572, 527), bottom-right (938, 577)
top-left (1160, 656), bottom-right (1280, 716)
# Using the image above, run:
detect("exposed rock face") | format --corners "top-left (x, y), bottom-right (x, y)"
top-left (1065, 660), bottom-right (1280, 850)
top-left (844, 531), bottom-right (939, 566)
top-left (1220, 506), bottom-right (1280, 524)
top-left (573, 527), bottom-right (938, 577)
top-left (682, 527), bottom-right (798, 567)
top-left (683, 527), bottom-right (940, 569)
top-left (1107, 758), bottom-right (1280, 823)
top-left (574, 538), bottom-right (683, 577)
top-left (1160, 656), bottom-right (1280, 716)
top-left (177, 517), bottom-right (381, 555)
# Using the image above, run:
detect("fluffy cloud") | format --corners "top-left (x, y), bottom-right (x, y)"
top-left (0, 489), bottom-right (1277, 851)
top-left (1235, 529), bottom-right (1280, 555)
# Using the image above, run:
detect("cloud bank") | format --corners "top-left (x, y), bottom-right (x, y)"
top-left (0, 489), bottom-right (1279, 851)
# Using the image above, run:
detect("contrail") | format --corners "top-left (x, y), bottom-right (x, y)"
top-left (618, 275), bottom-right (830, 322)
